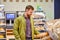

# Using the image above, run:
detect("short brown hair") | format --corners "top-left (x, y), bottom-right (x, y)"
top-left (25, 5), bottom-right (34, 11)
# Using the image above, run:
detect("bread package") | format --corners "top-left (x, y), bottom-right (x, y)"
top-left (46, 19), bottom-right (60, 40)
top-left (0, 34), bottom-right (4, 38)
top-left (35, 26), bottom-right (45, 31)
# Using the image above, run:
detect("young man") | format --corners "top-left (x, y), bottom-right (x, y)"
top-left (13, 5), bottom-right (40, 40)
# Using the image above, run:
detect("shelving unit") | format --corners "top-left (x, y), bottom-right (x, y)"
top-left (0, 26), bottom-right (6, 38)
top-left (0, 5), bottom-right (6, 40)
top-left (6, 29), bottom-right (15, 40)
top-left (32, 11), bottom-right (51, 40)
top-left (4, 11), bottom-right (17, 40)
top-left (33, 11), bottom-right (46, 31)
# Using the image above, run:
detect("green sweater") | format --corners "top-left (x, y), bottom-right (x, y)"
top-left (13, 16), bottom-right (39, 40)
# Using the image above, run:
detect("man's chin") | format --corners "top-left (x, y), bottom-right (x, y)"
top-left (28, 14), bottom-right (32, 17)
top-left (28, 15), bottom-right (31, 18)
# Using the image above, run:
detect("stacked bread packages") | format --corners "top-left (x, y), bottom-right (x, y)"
top-left (46, 19), bottom-right (60, 40)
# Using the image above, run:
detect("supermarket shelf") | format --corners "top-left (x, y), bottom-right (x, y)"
top-left (35, 23), bottom-right (45, 24)
top-left (7, 35), bottom-right (15, 38)
top-left (34, 19), bottom-right (46, 21)
top-left (7, 35), bottom-right (15, 40)
top-left (0, 6), bottom-right (6, 40)
top-left (6, 24), bottom-right (13, 29)
top-left (0, 24), bottom-right (6, 25)
top-left (7, 32), bottom-right (13, 33)
top-left (6, 24), bottom-right (13, 26)
top-left (0, 38), bottom-right (6, 39)
top-left (38, 30), bottom-right (47, 33)
top-left (0, 24), bottom-right (6, 27)
top-left (0, 31), bottom-right (5, 33)
top-left (0, 32), bottom-right (6, 34)
top-left (34, 24), bottom-right (44, 26)
top-left (0, 17), bottom-right (5, 20)
top-left (44, 24), bottom-right (58, 40)
top-left (6, 29), bottom-right (13, 30)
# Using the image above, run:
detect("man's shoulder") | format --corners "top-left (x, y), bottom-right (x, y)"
top-left (18, 16), bottom-right (23, 18)
top-left (15, 16), bottom-right (23, 20)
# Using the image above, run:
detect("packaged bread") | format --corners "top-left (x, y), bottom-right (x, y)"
top-left (34, 21), bottom-right (44, 25)
top-left (0, 28), bottom-right (5, 32)
top-left (42, 36), bottom-right (52, 40)
top-left (32, 14), bottom-right (45, 19)
top-left (35, 26), bottom-right (45, 30)
top-left (46, 19), bottom-right (60, 28)
top-left (34, 32), bottom-right (48, 39)
top-left (0, 35), bottom-right (4, 38)
top-left (46, 19), bottom-right (60, 39)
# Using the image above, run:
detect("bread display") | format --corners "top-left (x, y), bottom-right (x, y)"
top-left (32, 12), bottom-right (50, 39)
top-left (34, 21), bottom-right (44, 25)
top-left (0, 28), bottom-right (5, 32)
top-left (35, 26), bottom-right (45, 31)
top-left (0, 34), bottom-right (4, 38)
top-left (42, 36), bottom-right (52, 40)
top-left (32, 13), bottom-right (45, 19)
top-left (46, 19), bottom-right (60, 30)
top-left (46, 19), bottom-right (60, 40)
top-left (34, 32), bottom-right (49, 39)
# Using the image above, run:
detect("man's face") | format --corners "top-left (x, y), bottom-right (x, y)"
top-left (26, 9), bottom-right (34, 16)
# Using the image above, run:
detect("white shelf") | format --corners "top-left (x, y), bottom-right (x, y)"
top-left (7, 32), bottom-right (13, 33)
top-left (34, 19), bottom-right (46, 21)
top-left (34, 24), bottom-right (44, 26)
top-left (0, 24), bottom-right (6, 26)
top-left (6, 24), bottom-right (13, 26)
top-left (34, 23), bottom-right (44, 24)
top-left (0, 17), bottom-right (5, 19)
top-left (7, 35), bottom-right (15, 39)
top-left (6, 29), bottom-right (13, 30)
top-left (0, 5), bottom-right (6, 40)
top-left (0, 38), bottom-right (6, 39)
top-left (0, 24), bottom-right (6, 27)
top-left (0, 31), bottom-right (5, 32)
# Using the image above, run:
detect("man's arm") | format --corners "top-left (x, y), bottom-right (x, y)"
top-left (13, 18), bottom-right (21, 40)
top-left (34, 27), bottom-right (40, 35)
top-left (34, 27), bottom-right (48, 38)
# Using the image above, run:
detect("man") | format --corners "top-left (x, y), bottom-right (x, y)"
top-left (13, 5), bottom-right (41, 40)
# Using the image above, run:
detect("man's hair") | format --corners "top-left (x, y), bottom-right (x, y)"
top-left (25, 5), bottom-right (34, 11)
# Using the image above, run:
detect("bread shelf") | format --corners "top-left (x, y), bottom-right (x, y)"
top-left (0, 38), bottom-right (6, 39)
top-left (6, 29), bottom-right (13, 30)
top-left (6, 24), bottom-right (13, 26)
top-left (0, 24), bottom-right (6, 26)
top-left (0, 5), bottom-right (6, 40)
top-left (0, 31), bottom-right (5, 33)
top-left (33, 12), bottom-right (46, 34)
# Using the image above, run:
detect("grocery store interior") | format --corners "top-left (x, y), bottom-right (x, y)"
top-left (0, 0), bottom-right (60, 40)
